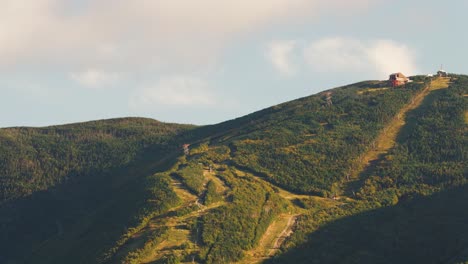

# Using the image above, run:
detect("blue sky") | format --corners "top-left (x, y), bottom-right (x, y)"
top-left (1, 0), bottom-right (467, 127)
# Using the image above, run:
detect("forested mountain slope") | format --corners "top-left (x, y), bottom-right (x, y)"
top-left (268, 76), bottom-right (467, 263)
top-left (189, 78), bottom-right (429, 196)
top-left (0, 118), bottom-right (192, 203)
top-left (0, 75), bottom-right (466, 264)
top-left (0, 118), bottom-right (193, 263)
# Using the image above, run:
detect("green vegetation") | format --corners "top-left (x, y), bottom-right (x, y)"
top-left (268, 76), bottom-right (468, 263)
top-left (103, 173), bottom-right (181, 263)
top-left (0, 117), bottom-right (192, 203)
top-left (0, 118), bottom-right (191, 263)
top-left (357, 76), bottom-right (466, 201)
top-left (268, 185), bottom-right (468, 264)
top-left (203, 180), bottom-right (223, 205)
top-left (119, 227), bottom-right (169, 264)
top-left (1, 75), bottom-right (466, 264)
top-left (199, 169), bottom-right (288, 263)
top-left (213, 81), bottom-right (427, 195)
top-left (174, 163), bottom-right (205, 195)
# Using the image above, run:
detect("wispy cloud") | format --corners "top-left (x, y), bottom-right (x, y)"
top-left (304, 37), bottom-right (419, 77)
top-left (0, 0), bottom-right (378, 72)
top-left (304, 38), bottom-right (367, 72)
top-left (266, 40), bottom-right (298, 76)
top-left (130, 76), bottom-right (217, 109)
top-left (70, 69), bottom-right (119, 88)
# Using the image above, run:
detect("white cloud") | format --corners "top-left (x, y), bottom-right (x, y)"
top-left (304, 37), bottom-right (367, 72)
top-left (0, 0), bottom-right (378, 72)
top-left (367, 40), bottom-right (418, 76)
top-left (304, 37), bottom-right (418, 77)
top-left (130, 76), bottom-right (217, 108)
top-left (266, 40), bottom-right (298, 76)
top-left (70, 69), bottom-right (119, 88)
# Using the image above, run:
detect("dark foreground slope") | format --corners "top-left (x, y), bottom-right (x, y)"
top-left (269, 185), bottom-right (468, 264)
top-left (0, 118), bottom-right (193, 263)
top-left (0, 75), bottom-right (466, 264)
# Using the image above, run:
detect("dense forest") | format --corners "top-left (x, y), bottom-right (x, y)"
top-left (0, 75), bottom-right (466, 264)
top-left (268, 75), bottom-right (467, 263)
top-left (0, 118), bottom-right (192, 263)
top-left (0, 118), bottom-right (192, 203)
top-left (207, 80), bottom-right (428, 196)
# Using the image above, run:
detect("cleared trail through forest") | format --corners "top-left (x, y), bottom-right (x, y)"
top-left (170, 174), bottom-right (198, 202)
top-left (203, 168), bottom-right (229, 194)
top-left (113, 168), bottom-right (228, 263)
top-left (345, 77), bottom-right (450, 194)
top-left (231, 166), bottom-right (337, 263)
top-left (141, 201), bottom-right (225, 264)
top-left (269, 214), bottom-right (299, 255)
top-left (240, 214), bottom-right (299, 264)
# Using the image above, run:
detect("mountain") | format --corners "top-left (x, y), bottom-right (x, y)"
top-left (0, 118), bottom-right (193, 204)
top-left (0, 75), bottom-right (466, 264)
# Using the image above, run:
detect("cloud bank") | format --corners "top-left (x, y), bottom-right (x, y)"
top-left (0, 0), bottom-right (376, 69)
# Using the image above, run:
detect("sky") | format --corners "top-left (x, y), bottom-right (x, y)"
top-left (1, 0), bottom-right (467, 127)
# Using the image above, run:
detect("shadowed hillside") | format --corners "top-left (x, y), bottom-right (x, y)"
top-left (267, 185), bottom-right (468, 264)
top-left (0, 117), bottom-right (193, 204)
top-left (0, 118), bottom-right (193, 263)
top-left (0, 75), bottom-right (466, 264)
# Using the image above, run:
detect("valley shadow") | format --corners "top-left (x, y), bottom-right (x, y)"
top-left (0, 145), bottom-right (180, 264)
top-left (266, 185), bottom-right (468, 264)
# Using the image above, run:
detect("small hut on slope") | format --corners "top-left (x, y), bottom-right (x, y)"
top-left (437, 70), bottom-right (448, 77)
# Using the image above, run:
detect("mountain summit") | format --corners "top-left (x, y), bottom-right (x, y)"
top-left (1, 75), bottom-right (466, 264)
